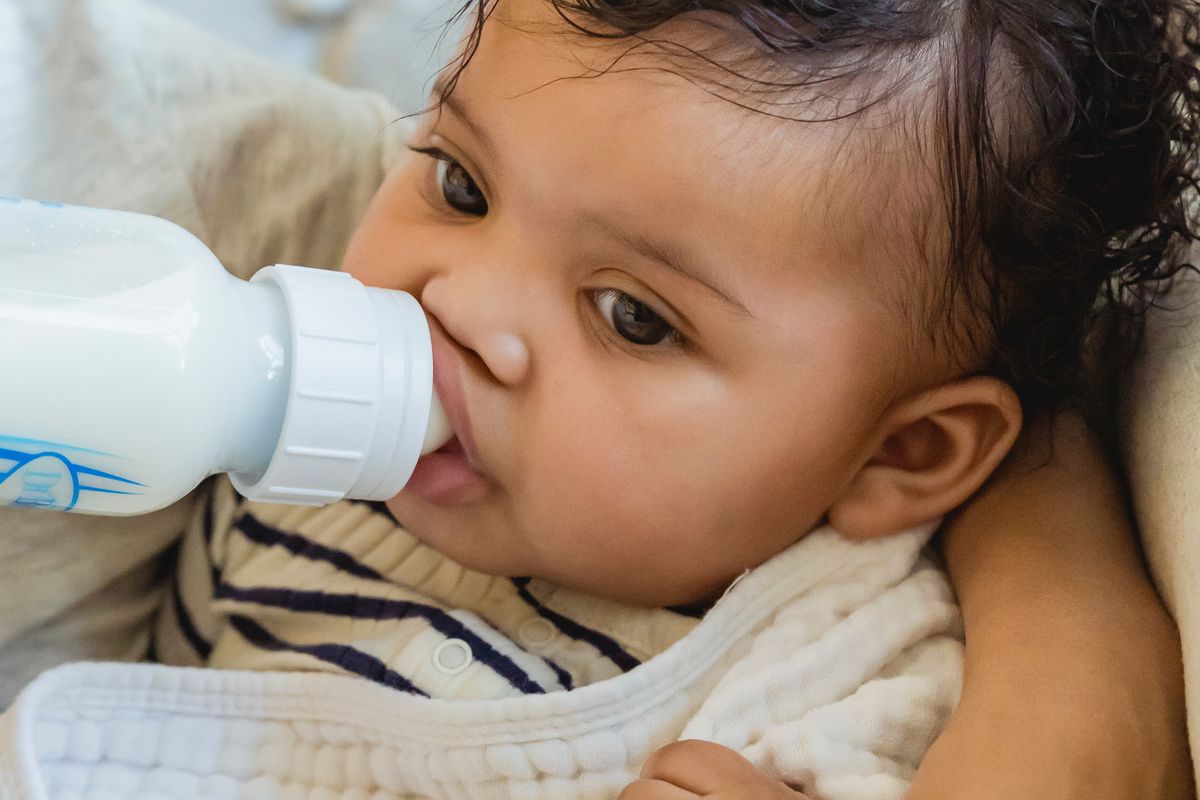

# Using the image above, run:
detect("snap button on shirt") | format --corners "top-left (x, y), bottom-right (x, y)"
top-left (518, 618), bottom-right (556, 647)
top-left (432, 639), bottom-right (473, 675)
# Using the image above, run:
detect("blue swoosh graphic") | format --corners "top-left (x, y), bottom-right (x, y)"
top-left (0, 444), bottom-right (144, 511)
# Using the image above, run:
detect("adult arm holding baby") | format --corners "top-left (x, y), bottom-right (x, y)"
top-left (912, 411), bottom-right (1191, 800)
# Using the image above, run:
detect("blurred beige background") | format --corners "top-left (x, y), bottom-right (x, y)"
top-left (146, 0), bottom-right (460, 114)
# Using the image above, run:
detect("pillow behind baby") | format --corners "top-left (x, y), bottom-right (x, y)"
top-left (0, 0), bottom-right (404, 705)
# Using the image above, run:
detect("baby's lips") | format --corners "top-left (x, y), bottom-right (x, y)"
top-left (421, 391), bottom-right (454, 455)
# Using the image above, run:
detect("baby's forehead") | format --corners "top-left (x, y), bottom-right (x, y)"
top-left (666, 81), bottom-right (949, 313)
top-left (491, 0), bottom-right (947, 251)
top-left (458, 0), bottom-right (950, 329)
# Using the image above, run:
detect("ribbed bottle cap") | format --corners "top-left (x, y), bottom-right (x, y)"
top-left (230, 265), bottom-right (449, 506)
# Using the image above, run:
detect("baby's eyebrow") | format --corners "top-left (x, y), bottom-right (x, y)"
top-left (431, 78), bottom-right (500, 163)
top-left (431, 77), bottom-right (750, 317)
top-left (595, 216), bottom-right (752, 317)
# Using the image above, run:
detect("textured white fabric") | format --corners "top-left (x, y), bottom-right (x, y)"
top-left (0, 0), bottom-right (405, 706)
top-left (0, 524), bottom-right (961, 800)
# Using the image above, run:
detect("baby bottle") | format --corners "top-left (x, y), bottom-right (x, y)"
top-left (0, 198), bottom-right (451, 515)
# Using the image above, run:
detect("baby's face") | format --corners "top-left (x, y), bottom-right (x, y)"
top-left (344, 0), bottom-right (935, 606)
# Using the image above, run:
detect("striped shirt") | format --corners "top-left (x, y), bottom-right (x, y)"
top-left (155, 477), bottom-right (701, 699)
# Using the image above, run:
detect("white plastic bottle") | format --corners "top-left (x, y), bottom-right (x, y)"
top-left (0, 198), bottom-right (451, 515)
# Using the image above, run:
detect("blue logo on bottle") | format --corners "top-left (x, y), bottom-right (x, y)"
top-left (0, 436), bottom-right (144, 511)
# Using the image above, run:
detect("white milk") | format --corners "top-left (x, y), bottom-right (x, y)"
top-left (0, 199), bottom-right (449, 515)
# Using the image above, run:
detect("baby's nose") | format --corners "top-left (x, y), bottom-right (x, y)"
top-left (420, 276), bottom-right (531, 388)
top-left (479, 331), bottom-right (530, 385)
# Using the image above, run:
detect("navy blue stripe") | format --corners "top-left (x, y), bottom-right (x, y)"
top-left (146, 615), bottom-right (159, 662)
top-left (215, 582), bottom-right (547, 695)
top-left (172, 582), bottom-right (213, 660)
top-left (202, 486), bottom-right (221, 587)
top-left (201, 482), bottom-right (215, 544)
top-left (666, 602), bottom-right (710, 619)
top-left (510, 578), bottom-right (641, 672)
top-left (541, 655), bottom-right (574, 691)
top-left (234, 513), bottom-right (386, 581)
top-left (346, 498), bottom-right (396, 520)
top-left (228, 615), bottom-right (428, 697)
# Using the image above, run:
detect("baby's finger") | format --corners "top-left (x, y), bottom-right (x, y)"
top-left (639, 740), bottom-right (764, 794)
top-left (617, 778), bottom-right (700, 800)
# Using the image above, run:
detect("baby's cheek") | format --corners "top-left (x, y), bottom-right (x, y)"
top-left (527, 477), bottom-right (733, 601)
top-left (341, 161), bottom-right (428, 281)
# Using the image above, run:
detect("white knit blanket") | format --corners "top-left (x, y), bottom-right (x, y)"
top-left (0, 526), bottom-right (960, 800)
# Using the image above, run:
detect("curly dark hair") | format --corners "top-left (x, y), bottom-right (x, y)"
top-left (434, 0), bottom-right (1200, 413)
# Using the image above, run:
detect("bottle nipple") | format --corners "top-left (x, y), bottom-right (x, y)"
top-left (421, 392), bottom-right (453, 455)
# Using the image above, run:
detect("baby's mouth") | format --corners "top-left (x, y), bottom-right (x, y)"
top-left (405, 434), bottom-right (489, 506)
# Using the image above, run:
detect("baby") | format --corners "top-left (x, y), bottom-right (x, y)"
top-left (154, 0), bottom-right (1198, 798)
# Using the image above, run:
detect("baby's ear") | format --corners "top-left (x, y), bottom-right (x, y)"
top-left (827, 376), bottom-right (1022, 540)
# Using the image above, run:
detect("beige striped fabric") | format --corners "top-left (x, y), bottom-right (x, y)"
top-left (156, 477), bottom-right (700, 699)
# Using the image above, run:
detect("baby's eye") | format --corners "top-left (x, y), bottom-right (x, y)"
top-left (409, 146), bottom-right (488, 216)
top-left (592, 289), bottom-right (683, 347)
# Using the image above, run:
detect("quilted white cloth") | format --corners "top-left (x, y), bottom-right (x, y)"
top-left (0, 526), bottom-right (961, 800)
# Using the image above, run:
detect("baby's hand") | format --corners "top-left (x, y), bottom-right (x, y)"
top-left (619, 740), bottom-right (810, 799)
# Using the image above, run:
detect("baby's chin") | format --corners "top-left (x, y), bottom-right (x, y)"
top-left (381, 494), bottom-right (784, 609)
top-left (384, 493), bottom-right (532, 576)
